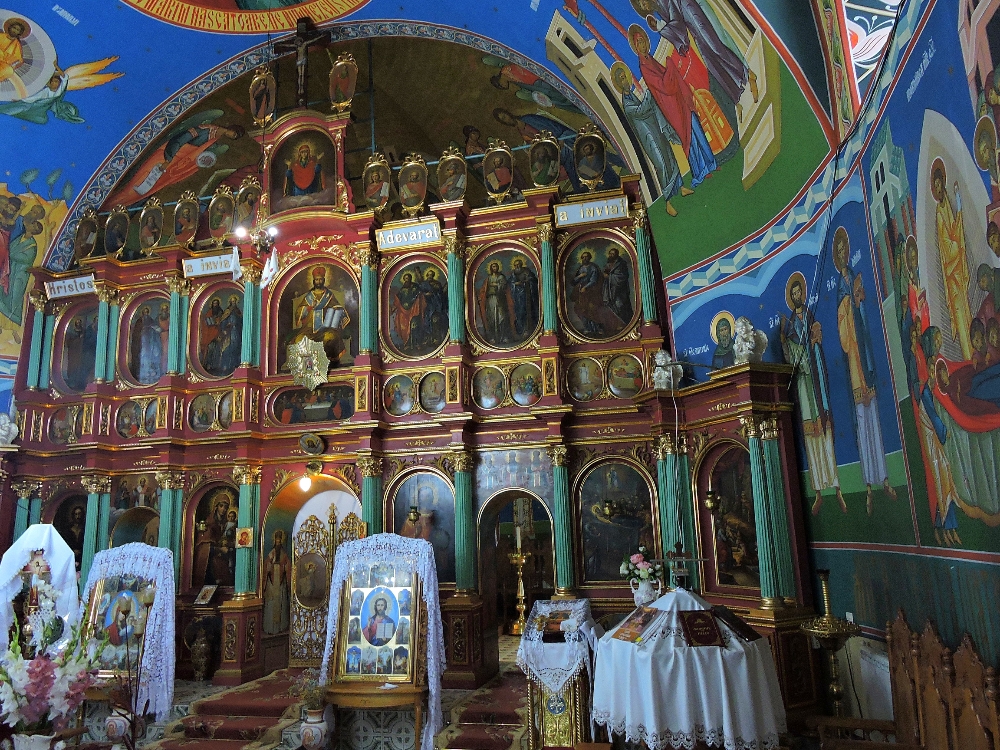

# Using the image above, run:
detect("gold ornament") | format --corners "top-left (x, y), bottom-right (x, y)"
top-left (286, 337), bottom-right (330, 391)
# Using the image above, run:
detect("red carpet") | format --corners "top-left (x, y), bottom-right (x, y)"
top-left (147, 669), bottom-right (301, 750)
top-left (435, 667), bottom-right (528, 750)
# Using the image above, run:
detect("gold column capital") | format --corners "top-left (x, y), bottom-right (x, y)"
top-left (12, 479), bottom-right (41, 499)
top-left (240, 260), bottom-right (263, 285)
top-left (760, 416), bottom-right (780, 441)
top-left (232, 465), bottom-right (262, 486)
top-left (80, 475), bottom-right (111, 495)
top-left (93, 281), bottom-right (119, 305)
top-left (547, 444), bottom-right (569, 467)
top-left (654, 433), bottom-right (675, 460)
top-left (357, 456), bottom-right (384, 478)
top-left (537, 222), bottom-right (553, 243)
top-left (443, 234), bottom-right (467, 260)
top-left (739, 415), bottom-right (762, 440)
top-left (29, 289), bottom-right (48, 312)
top-left (155, 470), bottom-right (185, 490)
top-left (166, 275), bottom-right (190, 296)
top-left (450, 449), bottom-right (474, 473)
top-left (632, 205), bottom-right (648, 229)
top-left (358, 244), bottom-right (379, 268)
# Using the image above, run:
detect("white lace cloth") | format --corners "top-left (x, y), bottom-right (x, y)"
top-left (0, 524), bottom-right (79, 651)
top-left (591, 589), bottom-right (786, 750)
top-left (516, 598), bottom-right (600, 696)
top-left (320, 534), bottom-right (446, 750)
top-left (83, 543), bottom-right (176, 721)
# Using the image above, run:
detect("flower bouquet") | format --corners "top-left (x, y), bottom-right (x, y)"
top-left (620, 546), bottom-right (664, 607)
top-left (0, 580), bottom-right (105, 745)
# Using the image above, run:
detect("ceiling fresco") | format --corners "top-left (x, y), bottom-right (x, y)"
top-left (1, 0), bottom-right (842, 273)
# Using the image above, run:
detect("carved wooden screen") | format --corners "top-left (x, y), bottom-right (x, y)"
top-left (290, 505), bottom-right (337, 666)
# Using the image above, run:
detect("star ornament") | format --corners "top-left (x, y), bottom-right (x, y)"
top-left (287, 337), bottom-right (330, 391)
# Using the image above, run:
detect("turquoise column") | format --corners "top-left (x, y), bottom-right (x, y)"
top-left (358, 456), bottom-right (383, 534)
top-left (538, 223), bottom-right (558, 334)
top-left (156, 473), bottom-right (174, 550)
top-left (655, 435), bottom-right (680, 562)
top-left (234, 466), bottom-right (261, 596)
top-left (240, 263), bottom-right (261, 367)
top-left (359, 251), bottom-right (378, 353)
top-left (548, 444), bottom-right (575, 592)
top-left (12, 481), bottom-right (38, 541)
top-left (39, 313), bottom-right (54, 389)
top-left (762, 417), bottom-right (797, 603)
top-left (446, 236), bottom-right (466, 344)
top-left (632, 206), bottom-right (658, 325)
top-left (453, 450), bottom-right (476, 591)
top-left (179, 284), bottom-right (191, 373)
top-left (96, 485), bottom-right (111, 551)
top-left (28, 496), bottom-right (42, 526)
top-left (80, 477), bottom-right (103, 591)
top-left (677, 440), bottom-right (700, 591)
top-left (105, 300), bottom-right (120, 382)
top-left (166, 277), bottom-right (182, 375)
top-left (26, 291), bottom-right (46, 390)
top-left (93, 284), bottom-right (113, 383)
top-left (742, 416), bottom-right (781, 608)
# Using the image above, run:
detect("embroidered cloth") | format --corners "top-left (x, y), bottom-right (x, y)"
top-left (591, 589), bottom-right (786, 750)
top-left (0, 524), bottom-right (79, 651)
top-left (83, 543), bottom-right (175, 720)
top-left (320, 533), bottom-right (446, 750)
top-left (516, 598), bottom-right (600, 696)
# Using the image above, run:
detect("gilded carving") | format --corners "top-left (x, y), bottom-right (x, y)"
top-left (452, 616), bottom-right (467, 664)
top-left (632, 205), bottom-right (648, 230)
top-left (30, 411), bottom-right (43, 443)
top-left (245, 617), bottom-right (257, 661)
top-left (547, 444), bottom-right (569, 467)
top-left (333, 464), bottom-right (360, 496)
top-left (29, 290), bottom-right (47, 313)
top-left (93, 282), bottom-right (118, 305)
top-left (12, 480), bottom-right (41, 500)
top-left (240, 262), bottom-right (263, 285)
top-left (224, 620), bottom-right (237, 661)
top-left (233, 465), bottom-right (262, 486)
top-left (233, 389), bottom-right (244, 423)
top-left (250, 389), bottom-right (260, 424)
top-left (451, 450), bottom-right (474, 473)
top-left (79, 475), bottom-right (104, 495)
top-left (357, 456), bottom-right (383, 478)
top-left (654, 433), bottom-right (676, 459)
top-left (761, 416), bottom-right (780, 441)
top-left (739, 415), bottom-right (762, 440)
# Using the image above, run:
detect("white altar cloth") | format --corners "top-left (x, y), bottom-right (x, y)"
top-left (591, 589), bottom-right (786, 750)
top-left (516, 598), bottom-right (602, 696)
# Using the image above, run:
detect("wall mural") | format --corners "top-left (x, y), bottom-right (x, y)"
top-left (578, 459), bottom-right (654, 582)
top-left (276, 263), bottom-right (359, 372)
top-left (475, 449), bottom-right (554, 510)
top-left (391, 471), bottom-right (456, 583)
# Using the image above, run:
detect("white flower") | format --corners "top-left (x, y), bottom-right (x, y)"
top-left (619, 563), bottom-right (628, 576)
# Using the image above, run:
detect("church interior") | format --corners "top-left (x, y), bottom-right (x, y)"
top-left (2, 0), bottom-right (1000, 749)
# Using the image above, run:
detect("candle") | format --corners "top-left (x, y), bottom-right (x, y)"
top-left (515, 525), bottom-right (522, 550)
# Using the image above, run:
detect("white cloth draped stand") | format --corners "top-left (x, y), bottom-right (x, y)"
top-left (516, 598), bottom-right (601, 697)
top-left (83, 543), bottom-right (176, 721)
top-left (591, 589), bottom-right (786, 750)
top-left (320, 533), bottom-right (446, 750)
top-left (0, 524), bottom-right (79, 651)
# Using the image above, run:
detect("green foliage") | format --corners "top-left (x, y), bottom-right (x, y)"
top-left (19, 169), bottom-right (39, 193)
top-left (62, 181), bottom-right (74, 202)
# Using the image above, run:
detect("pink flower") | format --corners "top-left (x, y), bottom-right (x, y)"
top-left (636, 561), bottom-right (651, 571)
top-left (22, 656), bottom-right (55, 725)
top-left (630, 553), bottom-right (644, 564)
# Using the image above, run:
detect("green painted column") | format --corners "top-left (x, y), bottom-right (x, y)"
top-left (358, 456), bottom-right (383, 534)
top-left (26, 291), bottom-right (46, 390)
top-left (240, 263), bottom-right (261, 368)
top-left (234, 466), bottom-right (262, 596)
top-left (548, 445), bottom-right (575, 592)
top-left (28, 496), bottom-right (42, 526)
top-left (359, 248), bottom-right (379, 353)
top-left (655, 435), bottom-right (680, 562)
top-left (80, 478), bottom-right (104, 592)
top-left (166, 277), bottom-right (182, 375)
top-left (105, 302), bottom-right (120, 382)
top-left (453, 451), bottom-right (476, 591)
top-left (677, 442), bottom-right (700, 591)
top-left (157, 484), bottom-right (174, 549)
top-left (762, 417), bottom-right (796, 602)
top-left (742, 416), bottom-right (781, 608)
top-left (155, 471), bottom-right (184, 581)
top-left (11, 481), bottom-right (38, 541)
top-left (179, 285), bottom-right (191, 373)
top-left (446, 236), bottom-right (466, 344)
top-left (93, 285), bottom-right (113, 383)
top-left (539, 223), bottom-right (558, 335)
top-left (632, 207), bottom-right (658, 325)
top-left (96, 487), bottom-right (112, 551)
top-left (39, 313), bottom-right (54, 389)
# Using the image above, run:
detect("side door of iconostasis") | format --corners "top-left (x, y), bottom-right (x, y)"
top-left (262, 480), bottom-right (363, 667)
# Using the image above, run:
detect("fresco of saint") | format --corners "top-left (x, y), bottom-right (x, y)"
top-left (930, 159), bottom-right (974, 360)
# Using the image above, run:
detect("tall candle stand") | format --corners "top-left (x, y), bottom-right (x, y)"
top-left (508, 547), bottom-right (531, 636)
top-left (801, 569), bottom-right (861, 716)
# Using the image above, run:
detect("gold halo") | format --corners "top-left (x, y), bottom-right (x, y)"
top-left (785, 271), bottom-right (807, 311)
top-left (832, 226), bottom-right (850, 272)
top-left (610, 62), bottom-right (632, 95)
top-left (709, 311), bottom-right (735, 344)
top-left (627, 23), bottom-right (649, 56)
top-left (930, 157), bottom-right (946, 200)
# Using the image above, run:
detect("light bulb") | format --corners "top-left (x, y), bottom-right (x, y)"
top-left (234, 226), bottom-right (248, 239)
top-left (298, 476), bottom-right (312, 492)
top-left (267, 226), bottom-right (278, 237)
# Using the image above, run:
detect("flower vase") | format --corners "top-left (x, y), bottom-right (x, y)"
top-left (12, 735), bottom-right (66, 750)
top-left (630, 577), bottom-right (660, 607)
top-left (105, 707), bottom-right (131, 745)
top-left (299, 708), bottom-right (328, 750)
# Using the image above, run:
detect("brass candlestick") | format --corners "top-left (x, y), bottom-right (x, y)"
top-left (801, 569), bottom-right (860, 716)
top-left (508, 550), bottom-right (531, 635)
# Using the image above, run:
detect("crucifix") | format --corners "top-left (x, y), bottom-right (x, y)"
top-left (273, 17), bottom-right (331, 107)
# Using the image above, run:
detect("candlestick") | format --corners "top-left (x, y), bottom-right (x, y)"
top-left (515, 525), bottom-right (522, 551)
top-left (507, 550), bottom-right (532, 635)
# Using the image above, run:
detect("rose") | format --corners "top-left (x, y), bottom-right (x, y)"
top-left (630, 553), bottom-right (644, 564)
top-left (636, 561), bottom-right (651, 571)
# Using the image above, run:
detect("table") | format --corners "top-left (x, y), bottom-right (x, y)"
top-left (591, 589), bottom-right (786, 750)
